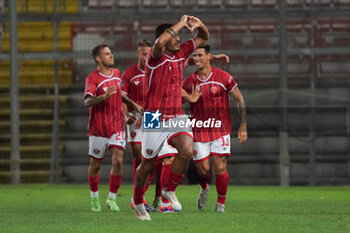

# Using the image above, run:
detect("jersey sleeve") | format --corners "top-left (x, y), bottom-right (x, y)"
top-left (121, 69), bottom-right (130, 95)
top-left (147, 48), bottom-right (163, 68)
top-left (182, 76), bottom-right (193, 93)
top-left (227, 74), bottom-right (237, 92)
top-left (180, 39), bottom-right (196, 59)
top-left (84, 75), bottom-right (96, 98)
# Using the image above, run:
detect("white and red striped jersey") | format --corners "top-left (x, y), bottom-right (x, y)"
top-left (183, 66), bottom-right (237, 142)
top-left (145, 39), bottom-right (196, 120)
top-left (84, 68), bottom-right (125, 138)
top-left (121, 64), bottom-right (148, 112)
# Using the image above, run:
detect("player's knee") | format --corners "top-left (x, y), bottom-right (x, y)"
top-left (197, 166), bottom-right (210, 177)
top-left (89, 163), bottom-right (101, 173)
top-left (140, 159), bottom-right (156, 172)
top-left (214, 163), bottom-right (226, 175)
top-left (178, 143), bottom-right (193, 159)
top-left (111, 156), bottom-right (123, 168)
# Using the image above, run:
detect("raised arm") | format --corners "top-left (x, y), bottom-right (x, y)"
top-left (186, 53), bottom-right (229, 68)
top-left (84, 86), bottom-right (116, 107)
top-left (121, 92), bottom-right (144, 114)
top-left (187, 16), bottom-right (210, 48)
top-left (152, 15), bottom-right (190, 59)
top-left (182, 85), bottom-right (202, 103)
top-left (231, 87), bottom-right (247, 144)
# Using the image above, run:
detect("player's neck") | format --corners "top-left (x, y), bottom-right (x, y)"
top-left (164, 50), bottom-right (175, 57)
top-left (98, 66), bottom-right (112, 76)
top-left (137, 63), bottom-right (145, 70)
top-left (197, 65), bottom-right (212, 79)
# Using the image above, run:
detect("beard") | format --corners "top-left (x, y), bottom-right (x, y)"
top-left (101, 60), bottom-right (114, 68)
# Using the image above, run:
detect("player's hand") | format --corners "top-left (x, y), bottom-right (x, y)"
top-left (103, 86), bottom-right (117, 99)
top-left (188, 85), bottom-right (202, 103)
top-left (186, 16), bottom-right (202, 32)
top-left (134, 103), bottom-right (144, 115)
top-left (134, 117), bottom-right (142, 129)
top-left (126, 113), bottom-right (136, 125)
top-left (210, 54), bottom-right (230, 63)
top-left (180, 15), bottom-right (191, 29)
top-left (237, 123), bottom-right (247, 144)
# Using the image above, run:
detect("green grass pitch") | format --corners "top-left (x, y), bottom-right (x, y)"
top-left (1, 184), bottom-right (349, 233)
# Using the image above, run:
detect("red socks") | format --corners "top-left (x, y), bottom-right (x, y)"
top-left (165, 171), bottom-right (183, 192)
top-left (215, 171), bottom-right (229, 204)
top-left (160, 164), bottom-right (172, 203)
top-left (88, 175), bottom-right (100, 192)
top-left (132, 158), bottom-right (141, 185)
top-left (155, 159), bottom-right (163, 197)
top-left (143, 169), bottom-right (154, 192)
top-left (133, 186), bottom-right (145, 205)
top-left (109, 174), bottom-right (122, 194)
top-left (197, 173), bottom-right (210, 189)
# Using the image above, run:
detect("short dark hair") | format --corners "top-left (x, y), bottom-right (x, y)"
top-left (155, 23), bottom-right (173, 39)
top-left (92, 44), bottom-right (110, 63)
top-left (137, 39), bottom-right (153, 48)
top-left (197, 45), bottom-right (211, 54)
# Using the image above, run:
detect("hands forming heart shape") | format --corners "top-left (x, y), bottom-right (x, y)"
top-left (181, 15), bottom-right (201, 32)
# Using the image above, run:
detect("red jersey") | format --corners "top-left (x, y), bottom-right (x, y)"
top-left (121, 64), bottom-right (148, 111)
top-left (183, 67), bottom-right (237, 142)
top-left (145, 39), bottom-right (196, 120)
top-left (84, 68), bottom-right (125, 137)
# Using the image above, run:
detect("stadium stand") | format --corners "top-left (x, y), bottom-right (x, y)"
top-left (0, 87), bottom-right (69, 183)
top-left (1, 0), bottom-right (349, 185)
top-left (0, 0), bottom-right (78, 183)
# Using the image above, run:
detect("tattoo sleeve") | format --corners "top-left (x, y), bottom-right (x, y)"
top-left (237, 97), bottom-right (247, 124)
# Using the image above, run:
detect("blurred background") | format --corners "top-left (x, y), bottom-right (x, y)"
top-left (0, 0), bottom-right (349, 186)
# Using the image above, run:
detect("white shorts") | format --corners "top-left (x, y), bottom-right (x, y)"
top-left (88, 131), bottom-right (126, 160)
top-left (141, 115), bottom-right (192, 160)
top-left (126, 110), bottom-right (142, 144)
top-left (192, 134), bottom-right (231, 163)
top-left (158, 140), bottom-right (178, 159)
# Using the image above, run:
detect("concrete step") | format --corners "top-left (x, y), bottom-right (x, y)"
top-left (0, 95), bottom-right (69, 109)
top-left (0, 143), bottom-right (64, 157)
top-left (0, 170), bottom-right (50, 183)
top-left (0, 158), bottom-right (51, 170)
top-left (0, 120), bottom-right (66, 133)
top-left (0, 133), bottom-right (53, 145)
top-left (0, 109), bottom-right (68, 121)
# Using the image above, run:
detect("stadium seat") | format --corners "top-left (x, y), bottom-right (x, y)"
top-left (197, 0), bottom-right (223, 8)
top-left (225, 0), bottom-right (247, 8)
top-left (142, 0), bottom-right (167, 8)
top-left (16, 0), bottom-right (78, 14)
top-left (88, 0), bottom-right (114, 9)
top-left (170, 0), bottom-right (195, 8)
top-left (251, 0), bottom-right (278, 8)
top-left (117, 0), bottom-right (138, 8)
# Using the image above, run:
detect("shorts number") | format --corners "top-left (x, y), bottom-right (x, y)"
top-left (115, 132), bottom-right (125, 141)
top-left (221, 137), bottom-right (229, 146)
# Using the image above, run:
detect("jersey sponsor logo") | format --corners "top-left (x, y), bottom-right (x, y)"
top-left (130, 131), bottom-right (136, 138)
top-left (146, 148), bottom-right (153, 155)
top-left (86, 84), bottom-right (90, 90)
top-left (143, 110), bottom-right (161, 129)
top-left (193, 149), bottom-right (198, 157)
top-left (211, 86), bottom-right (218, 94)
top-left (134, 81), bottom-right (140, 86)
top-left (93, 148), bottom-right (100, 155)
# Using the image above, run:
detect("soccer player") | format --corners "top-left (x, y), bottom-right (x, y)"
top-left (182, 45), bottom-right (247, 212)
top-left (121, 40), bottom-right (177, 212)
top-left (130, 15), bottom-right (209, 221)
top-left (84, 44), bottom-right (142, 212)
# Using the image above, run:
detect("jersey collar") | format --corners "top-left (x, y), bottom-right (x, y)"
top-left (196, 72), bottom-right (213, 82)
